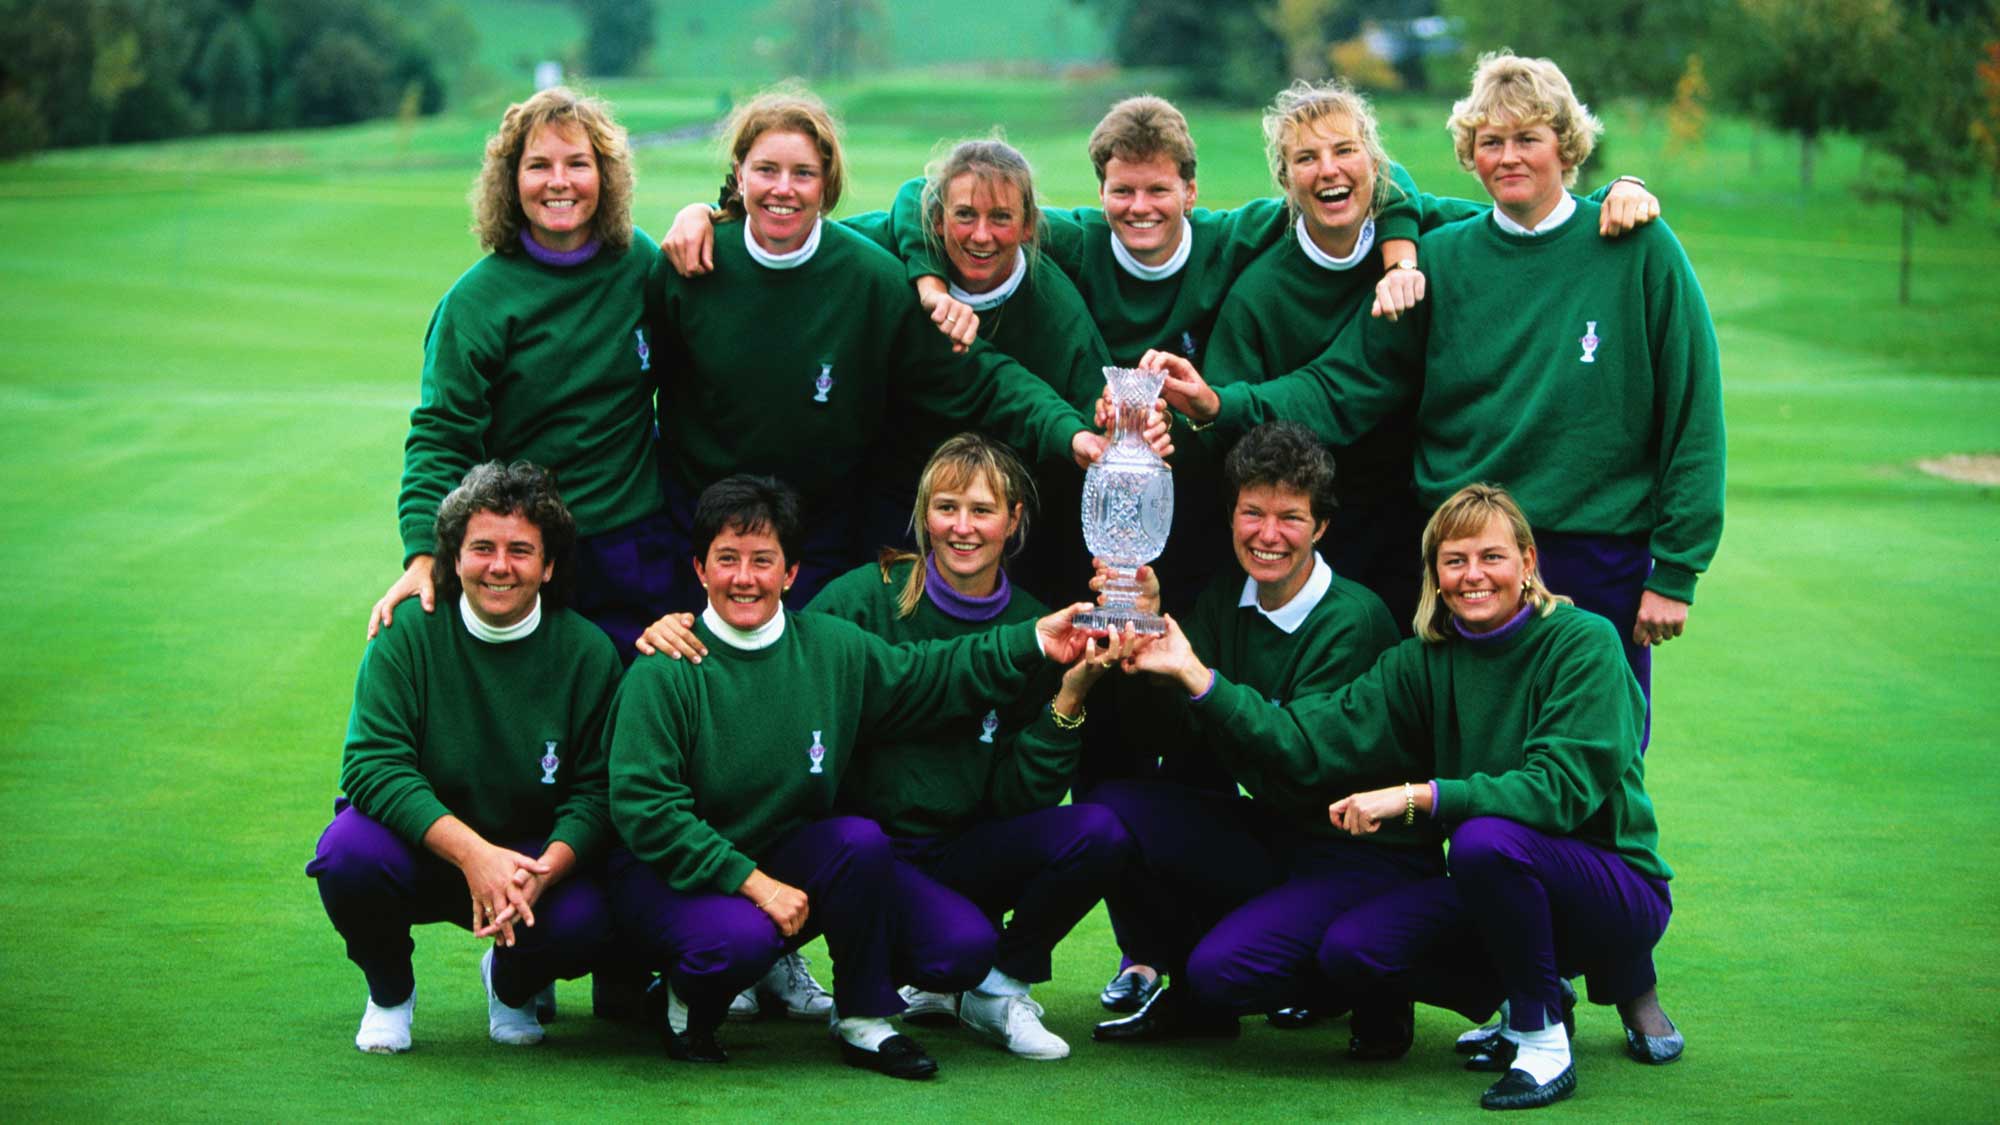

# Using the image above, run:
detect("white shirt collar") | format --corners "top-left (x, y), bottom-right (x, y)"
top-left (1295, 215), bottom-right (1375, 271)
top-left (948, 250), bottom-right (1029, 312)
top-left (459, 593), bottom-right (541, 644)
top-left (744, 217), bottom-right (823, 269)
top-left (701, 603), bottom-right (787, 650)
top-left (1491, 192), bottom-right (1576, 237)
top-left (1109, 216), bottom-right (1194, 281)
top-left (1236, 553), bottom-right (1333, 635)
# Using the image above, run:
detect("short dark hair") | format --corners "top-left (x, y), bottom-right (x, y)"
top-left (692, 474), bottom-right (803, 567)
top-left (1223, 422), bottom-right (1339, 524)
top-left (431, 461), bottom-right (577, 606)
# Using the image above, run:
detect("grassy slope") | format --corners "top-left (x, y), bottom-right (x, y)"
top-left (0, 73), bottom-right (1996, 1120)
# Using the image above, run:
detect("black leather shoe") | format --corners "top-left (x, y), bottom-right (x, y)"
top-left (1093, 984), bottom-right (1241, 1042)
top-left (1347, 999), bottom-right (1414, 1061)
top-left (1465, 1034), bottom-right (1517, 1073)
top-left (663, 1026), bottom-right (729, 1063)
top-left (1623, 1019), bottom-right (1684, 1065)
top-left (1265, 1006), bottom-right (1322, 1030)
top-left (1100, 968), bottom-right (1160, 1013)
top-left (839, 1033), bottom-right (939, 1080)
top-left (1480, 1065), bottom-right (1576, 1110)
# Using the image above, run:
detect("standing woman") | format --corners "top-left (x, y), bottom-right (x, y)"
top-left (1314, 484), bottom-right (1679, 1111)
top-left (371, 87), bottom-right (670, 659)
top-left (1160, 53), bottom-right (1723, 741)
top-left (645, 88), bottom-right (1099, 613)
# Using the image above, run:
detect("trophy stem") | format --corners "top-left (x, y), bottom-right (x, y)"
top-left (1070, 563), bottom-right (1167, 636)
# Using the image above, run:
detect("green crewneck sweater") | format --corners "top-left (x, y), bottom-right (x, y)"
top-left (339, 598), bottom-right (622, 862)
top-left (646, 220), bottom-right (1086, 505)
top-left (807, 559), bottom-right (1077, 838)
top-left (400, 235), bottom-right (662, 563)
top-left (605, 610), bottom-right (1046, 893)
top-left (1152, 561), bottom-right (1404, 838)
top-left (1201, 603), bottom-right (1667, 879)
top-left (1214, 199), bottom-right (1724, 603)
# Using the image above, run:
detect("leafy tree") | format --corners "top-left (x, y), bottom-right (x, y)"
top-left (1439, 0), bottom-right (1720, 103)
top-left (1973, 39), bottom-right (2000, 193)
top-left (290, 28), bottom-right (395, 126)
top-left (1714, 0), bottom-right (1900, 192)
top-left (578, 0), bottom-right (656, 76)
top-left (1665, 53), bottom-right (1709, 161)
top-left (777, 0), bottom-right (885, 83)
top-left (195, 16), bottom-right (266, 132)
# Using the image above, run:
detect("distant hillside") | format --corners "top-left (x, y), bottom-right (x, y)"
top-left (468, 0), bottom-right (1110, 85)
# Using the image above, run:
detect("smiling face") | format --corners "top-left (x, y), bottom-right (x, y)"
top-left (695, 523), bottom-right (797, 631)
top-left (1282, 114), bottom-right (1376, 257)
top-left (1472, 115), bottom-right (1571, 228)
top-left (455, 510), bottom-right (552, 628)
top-left (1434, 513), bottom-right (1536, 633)
top-left (926, 470), bottom-right (1021, 597)
top-left (1231, 482), bottom-right (1326, 610)
top-left (938, 172), bottom-right (1029, 295)
top-left (736, 128), bottom-right (825, 255)
top-left (1099, 153), bottom-right (1195, 266)
top-left (516, 122), bottom-right (601, 253)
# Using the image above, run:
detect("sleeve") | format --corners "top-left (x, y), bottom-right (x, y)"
top-left (893, 304), bottom-right (1089, 467)
top-left (1432, 626), bottom-right (1645, 832)
top-left (1212, 294), bottom-right (1423, 443)
top-left (337, 627), bottom-right (452, 847)
top-left (1196, 197), bottom-right (1293, 282)
top-left (1032, 205), bottom-right (1090, 278)
top-left (1373, 165), bottom-right (1424, 244)
top-left (1186, 620), bottom-right (1415, 808)
top-left (1639, 225), bottom-right (1726, 603)
top-left (878, 175), bottom-right (954, 285)
top-left (397, 289), bottom-right (500, 562)
top-left (605, 660), bottom-right (756, 894)
top-left (544, 635), bottom-right (622, 865)
top-left (1028, 262), bottom-right (1118, 412)
top-left (981, 675), bottom-right (1084, 819)
top-left (856, 619), bottom-right (1046, 739)
top-left (1203, 279), bottom-right (1271, 388)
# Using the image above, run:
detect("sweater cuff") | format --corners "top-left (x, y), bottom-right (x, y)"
top-left (1188, 666), bottom-right (1218, 702)
top-left (1644, 560), bottom-right (1699, 604)
top-left (399, 522), bottom-right (435, 568)
top-left (1427, 780), bottom-right (1440, 819)
top-left (1432, 778), bottom-right (1471, 822)
top-left (386, 796), bottom-right (455, 851)
top-left (548, 822), bottom-right (602, 869)
top-left (1212, 383), bottom-right (1251, 432)
top-left (1376, 211), bottom-right (1420, 244)
top-left (712, 853), bottom-right (758, 897)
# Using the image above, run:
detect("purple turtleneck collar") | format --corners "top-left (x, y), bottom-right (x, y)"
top-left (521, 231), bottom-right (602, 267)
top-left (1454, 600), bottom-right (1535, 643)
top-left (924, 553), bottom-right (1011, 622)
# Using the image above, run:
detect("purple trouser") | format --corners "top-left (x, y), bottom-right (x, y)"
top-left (306, 801), bottom-right (610, 1008)
top-left (1535, 531), bottom-right (1655, 748)
top-left (572, 508), bottom-right (685, 665)
top-left (607, 816), bottom-right (904, 1019)
top-left (891, 803), bottom-right (1133, 986)
top-left (1318, 817), bottom-right (1672, 1031)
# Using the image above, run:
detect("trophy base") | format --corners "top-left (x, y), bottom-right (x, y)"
top-left (1071, 606), bottom-right (1168, 637)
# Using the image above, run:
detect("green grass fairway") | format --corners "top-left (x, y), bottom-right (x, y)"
top-left (1, 74), bottom-right (1996, 1121)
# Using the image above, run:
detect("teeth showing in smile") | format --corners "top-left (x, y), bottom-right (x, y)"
top-left (728, 593), bottom-right (761, 603)
top-left (1315, 186), bottom-right (1352, 202)
top-left (964, 248), bottom-right (997, 260)
top-left (543, 199), bottom-right (575, 209)
top-left (1249, 549), bottom-right (1286, 563)
top-left (1127, 219), bottom-right (1162, 229)
top-left (1458, 589), bottom-right (1494, 601)
top-left (766, 204), bottom-right (799, 215)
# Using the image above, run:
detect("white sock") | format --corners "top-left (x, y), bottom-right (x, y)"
top-left (836, 1015), bottom-right (896, 1050)
top-left (356, 991), bottom-right (414, 1054)
top-left (1502, 1022), bottom-right (1571, 1086)
top-left (973, 967), bottom-right (1029, 998)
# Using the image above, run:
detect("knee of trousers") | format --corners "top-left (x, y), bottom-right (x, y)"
top-left (676, 914), bottom-right (787, 984)
top-left (817, 815), bottom-right (895, 872)
top-left (1074, 780), bottom-right (1153, 830)
top-left (1445, 817), bottom-right (1539, 882)
top-left (911, 921), bottom-right (999, 993)
top-left (1316, 913), bottom-right (1402, 986)
top-left (1184, 936), bottom-right (1269, 1011)
top-left (308, 822), bottom-right (414, 907)
top-left (1061, 802), bottom-right (1137, 875)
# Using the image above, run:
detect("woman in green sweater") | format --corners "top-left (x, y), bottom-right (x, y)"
top-left (605, 474), bottom-right (1097, 1079)
top-left (1303, 484), bottom-right (1679, 1110)
top-left (310, 462), bottom-right (623, 1054)
top-left (1156, 53), bottom-right (1724, 751)
top-left (369, 87), bottom-right (670, 660)
top-left (642, 89), bottom-right (1100, 618)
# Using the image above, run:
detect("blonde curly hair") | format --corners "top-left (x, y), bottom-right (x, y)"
top-left (1447, 52), bottom-right (1602, 188)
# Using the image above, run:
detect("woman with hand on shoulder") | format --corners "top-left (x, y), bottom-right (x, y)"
top-left (643, 89), bottom-right (1101, 613)
top-left (605, 474), bottom-right (1099, 1079)
top-left (310, 462), bottom-right (622, 1054)
top-left (642, 435), bottom-right (1130, 1060)
top-left (372, 88), bottom-right (668, 659)
top-left (1312, 484), bottom-right (1678, 1110)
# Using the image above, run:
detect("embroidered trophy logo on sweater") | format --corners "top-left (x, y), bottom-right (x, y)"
top-left (539, 741), bottom-right (560, 784)
top-left (978, 709), bottom-right (999, 744)
top-left (807, 730), bottom-right (827, 774)
top-left (634, 328), bottom-right (651, 372)
top-left (813, 363), bottom-right (834, 403)
top-left (1579, 321), bottom-right (1601, 364)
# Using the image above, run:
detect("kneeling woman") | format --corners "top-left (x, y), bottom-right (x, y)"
top-left (1318, 484), bottom-right (1678, 1111)
top-left (605, 475), bottom-right (1094, 1079)
top-left (310, 462), bottom-right (623, 1052)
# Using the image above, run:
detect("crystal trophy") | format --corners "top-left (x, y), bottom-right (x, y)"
top-left (1074, 366), bottom-right (1173, 636)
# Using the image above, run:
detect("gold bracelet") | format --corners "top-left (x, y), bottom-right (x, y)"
top-left (1402, 782), bottom-right (1416, 827)
top-left (1178, 410), bottom-right (1215, 433)
top-left (1049, 698), bottom-right (1087, 730)
top-left (758, 888), bottom-right (781, 910)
